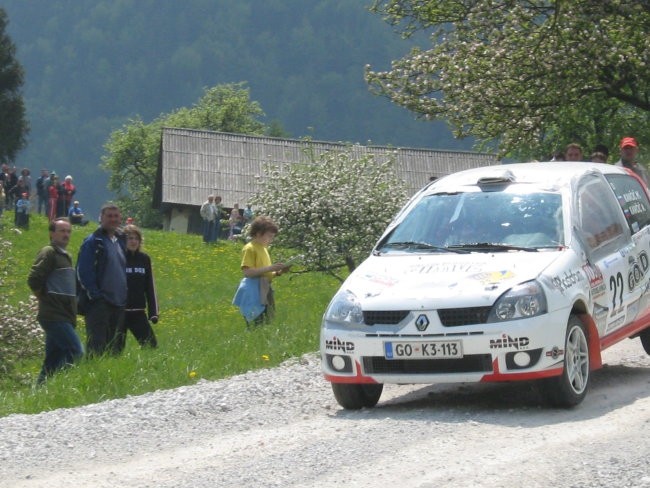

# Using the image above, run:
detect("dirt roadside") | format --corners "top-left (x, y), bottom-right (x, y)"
top-left (1, 339), bottom-right (649, 488)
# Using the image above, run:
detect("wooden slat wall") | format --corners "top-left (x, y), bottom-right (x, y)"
top-left (160, 128), bottom-right (498, 208)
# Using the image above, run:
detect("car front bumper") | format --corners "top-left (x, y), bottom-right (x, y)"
top-left (321, 308), bottom-right (569, 385)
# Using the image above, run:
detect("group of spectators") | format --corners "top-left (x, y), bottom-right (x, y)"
top-left (551, 136), bottom-right (648, 184)
top-left (200, 194), bottom-right (254, 244)
top-left (26, 199), bottom-right (291, 383)
top-left (0, 165), bottom-right (88, 229)
top-left (28, 203), bottom-right (158, 384)
top-left (1, 165), bottom-right (35, 228)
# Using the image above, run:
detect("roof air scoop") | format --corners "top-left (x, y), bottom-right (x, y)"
top-left (476, 169), bottom-right (516, 186)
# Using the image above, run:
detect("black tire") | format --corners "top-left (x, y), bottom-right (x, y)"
top-left (543, 315), bottom-right (590, 407)
top-left (640, 327), bottom-right (650, 355)
top-left (331, 383), bottom-right (383, 410)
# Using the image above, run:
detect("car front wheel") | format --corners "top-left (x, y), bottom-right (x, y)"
top-left (640, 327), bottom-right (650, 355)
top-left (543, 315), bottom-right (590, 407)
top-left (331, 382), bottom-right (383, 410)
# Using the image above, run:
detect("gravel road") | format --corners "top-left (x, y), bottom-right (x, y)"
top-left (1, 339), bottom-right (649, 488)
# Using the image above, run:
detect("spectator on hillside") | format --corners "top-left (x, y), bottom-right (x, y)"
top-left (4, 166), bottom-right (18, 207)
top-left (615, 136), bottom-right (649, 185)
top-left (76, 202), bottom-right (127, 356)
top-left (565, 143), bottom-right (584, 162)
top-left (199, 195), bottom-right (218, 243)
top-left (47, 175), bottom-right (60, 221)
top-left (0, 183), bottom-right (5, 219)
top-left (232, 216), bottom-right (290, 327)
top-left (36, 168), bottom-right (49, 215)
top-left (55, 175), bottom-right (73, 218)
top-left (9, 178), bottom-right (28, 209)
top-left (68, 200), bottom-right (88, 226)
top-left (214, 195), bottom-right (226, 241)
top-left (27, 218), bottom-right (83, 384)
top-left (15, 192), bottom-right (31, 229)
top-left (228, 203), bottom-right (242, 239)
top-left (243, 203), bottom-right (254, 224)
top-left (593, 144), bottom-right (609, 162)
top-left (114, 224), bottom-right (159, 351)
top-left (591, 152), bottom-right (607, 164)
top-left (18, 168), bottom-right (31, 195)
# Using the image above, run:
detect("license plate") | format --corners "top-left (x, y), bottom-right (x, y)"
top-left (384, 340), bottom-right (463, 360)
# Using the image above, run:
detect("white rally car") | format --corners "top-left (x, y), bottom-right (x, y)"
top-left (321, 162), bottom-right (650, 409)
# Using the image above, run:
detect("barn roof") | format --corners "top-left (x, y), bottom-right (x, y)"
top-left (154, 127), bottom-right (498, 208)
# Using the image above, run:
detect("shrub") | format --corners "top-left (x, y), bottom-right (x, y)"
top-left (0, 236), bottom-right (43, 383)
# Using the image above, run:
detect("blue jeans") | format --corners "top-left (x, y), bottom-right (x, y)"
top-left (38, 194), bottom-right (47, 214)
top-left (202, 219), bottom-right (216, 243)
top-left (38, 320), bottom-right (84, 384)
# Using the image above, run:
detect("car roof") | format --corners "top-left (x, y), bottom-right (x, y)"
top-left (428, 161), bottom-right (629, 192)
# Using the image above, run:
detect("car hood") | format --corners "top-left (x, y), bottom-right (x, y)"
top-left (345, 251), bottom-right (562, 310)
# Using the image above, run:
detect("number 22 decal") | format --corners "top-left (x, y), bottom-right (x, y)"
top-left (609, 272), bottom-right (624, 309)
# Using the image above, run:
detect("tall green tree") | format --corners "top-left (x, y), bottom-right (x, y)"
top-left (252, 148), bottom-right (408, 281)
top-left (0, 8), bottom-right (27, 163)
top-left (102, 83), bottom-right (265, 227)
top-left (366, 1), bottom-right (650, 159)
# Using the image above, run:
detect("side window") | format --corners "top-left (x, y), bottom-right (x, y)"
top-left (605, 174), bottom-right (650, 235)
top-left (576, 176), bottom-right (628, 257)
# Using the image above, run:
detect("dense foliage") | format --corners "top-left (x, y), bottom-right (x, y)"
top-left (367, 0), bottom-right (650, 159)
top-left (3, 0), bottom-right (462, 214)
top-left (0, 8), bottom-right (27, 163)
top-left (101, 83), bottom-right (266, 227)
top-left (252, 148), bottom-right (408, 281)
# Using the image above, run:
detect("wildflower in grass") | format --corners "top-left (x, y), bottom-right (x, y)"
top-left (188, 370), bottom-right (197, 378)
top-left (261, 354), bottom-right (270, 361)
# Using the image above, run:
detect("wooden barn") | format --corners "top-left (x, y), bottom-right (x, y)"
top-left (153, 127), bottom-right (499, 234)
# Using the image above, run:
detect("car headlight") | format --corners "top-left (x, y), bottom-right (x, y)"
top-left (325, 290), bottom-right (364, 325)
top-left (487, 280), bottom-right (547, 322)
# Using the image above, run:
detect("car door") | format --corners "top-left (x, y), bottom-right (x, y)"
top-left (605, 172), bottom-right (650, 327)
top-left (574, 174), bottom-right (633, 336)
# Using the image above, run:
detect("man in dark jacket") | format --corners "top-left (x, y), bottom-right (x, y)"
top-left (28, 218), bottom-right (83, 384)
top-left (35, 168), bottom-right (49, 215)
top-left (76, 202), bottom-right (127, 356)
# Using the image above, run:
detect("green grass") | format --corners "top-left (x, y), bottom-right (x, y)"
top-left (0, 212), bottom-right (341, 416)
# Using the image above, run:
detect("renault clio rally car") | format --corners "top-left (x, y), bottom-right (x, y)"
top-left (321, 162), bottom-right (650, 409)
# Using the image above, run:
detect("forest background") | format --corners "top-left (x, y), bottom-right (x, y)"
top-left (2, 0), bottom-right (467, 214)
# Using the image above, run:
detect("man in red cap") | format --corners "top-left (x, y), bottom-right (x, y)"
top-left (616, 136), bottom-right (648, 185)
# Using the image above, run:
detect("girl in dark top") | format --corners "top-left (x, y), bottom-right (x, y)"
top-left (115, 224), bottom-right (159, 351)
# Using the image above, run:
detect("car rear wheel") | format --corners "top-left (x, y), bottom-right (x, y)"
top-left (640, 328), bottom-right (650, 355)
top-left (331, 383), bottom-right (383, 410)
top-left (543, 315), bottom-right (590, 407)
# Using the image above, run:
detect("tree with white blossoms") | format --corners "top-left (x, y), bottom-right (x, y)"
top-left (366, 1), bottom-right (650, 159)
top-left (251, 148), bottom-right (408, 281)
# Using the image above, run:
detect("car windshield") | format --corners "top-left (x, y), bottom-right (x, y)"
top-left (378, 189), bottom-right (564, 253)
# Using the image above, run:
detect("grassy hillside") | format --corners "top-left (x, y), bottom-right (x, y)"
top-left (0, 212), bottom-right (341, 417)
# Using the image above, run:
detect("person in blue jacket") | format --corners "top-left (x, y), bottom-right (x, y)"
top-left (76, 202), bottom-right (127, 356)
top-left (114, 224), bottom-right (159, 351)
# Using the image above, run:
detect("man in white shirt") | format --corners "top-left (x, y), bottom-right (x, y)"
top-left (199, 195), bottom-right (217, 243)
